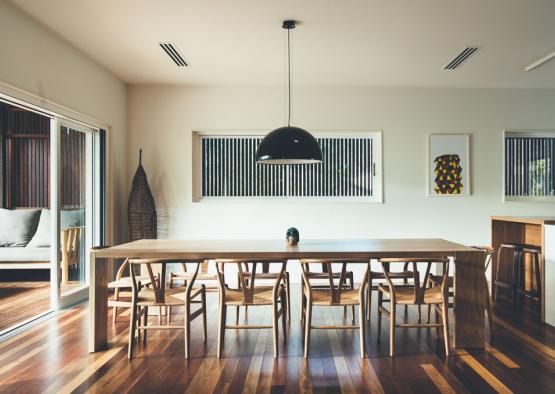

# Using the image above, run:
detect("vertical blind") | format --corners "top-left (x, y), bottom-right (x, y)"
top-left (505, 137), bottom-right (555, 196)
top-left (201, 136), bottom-right (374, 197)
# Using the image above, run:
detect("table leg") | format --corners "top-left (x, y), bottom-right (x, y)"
top-left (89, 250), bottom-right (109, 352)
top-left (454, 250), bottom-right (485, 349)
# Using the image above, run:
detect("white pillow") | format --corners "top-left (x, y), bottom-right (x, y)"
top-left (27, 209), bottom-right (51, 247)
top-left (0, 208), bottom-right (41, 247)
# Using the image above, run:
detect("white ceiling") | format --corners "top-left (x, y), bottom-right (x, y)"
top-left (9, 0), bottom-right (555, 87)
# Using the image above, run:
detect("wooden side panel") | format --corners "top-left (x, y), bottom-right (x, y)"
top-left (454, 250), bottom-right (485, 348)
top-left (89, 250), bottom-right (109, 352)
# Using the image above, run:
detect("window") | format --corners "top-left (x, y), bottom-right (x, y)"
top-left (193, 131), bottom-right (382, 202)
top-left (504, 130), bottom-right (555, 200)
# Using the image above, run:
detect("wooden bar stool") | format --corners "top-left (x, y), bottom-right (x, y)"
top-left (300, 259), bottom-right (369, 359)
top-left (494, 243), bottom-right (542, 310)
top-left (215, 259), bottom-right (287, 358)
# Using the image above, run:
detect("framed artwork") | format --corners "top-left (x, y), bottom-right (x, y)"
top-left (427, 134), bottom-right (470, 196)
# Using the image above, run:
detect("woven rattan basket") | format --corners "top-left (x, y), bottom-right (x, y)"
top-left (128, 150), bottom-right (157, 241)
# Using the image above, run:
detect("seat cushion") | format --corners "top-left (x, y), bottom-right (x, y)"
top-left (27, 209), bottom-right (51, 247)
top-left (0, 246), bottom-right (50, 262)
top-left (0, 209), bottom-right (41, 247)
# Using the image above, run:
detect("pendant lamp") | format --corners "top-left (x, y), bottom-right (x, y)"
top-left (256, 20), bottom-right (323, 164)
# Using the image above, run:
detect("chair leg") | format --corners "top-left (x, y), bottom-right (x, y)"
top-left (441, 301), bottom-right (450, 357)
top-left (427, 305), bottom-right (432, 324)
top-left (168, 306), bottom-right (172, 323)
top-left (418, 305), bottom-right (422, 324)
top-left (513, 251), bottom-right (521, 309)
top-left (184, 300), bottom-right (191, 360)
top-left (236, 306), bottom-right (240, 323)
top-left (377, 290), bottom-right (383, 338)
top-left (281, 290), bottom-right (287, 343)
top-left (128, 304), bottom-right (138, 359)
top-left (366, 273), bottom-right (372, 321)
top-left (272, 298), bottom-right (279, 358)
top-left (534, 253), bottom-right (542, 309)
top-left (112, 306), bottom-right (118, 324)
top-left (201, 287), bottom-right (207, 343)
top-left (300, 277), bottom-right (305, 323)
top-left (285, 273), bottom-right (291, 322)
top-left (484, 275), bottom-right (495, 342)
top-left (389, 303), bottom-right (396, 357)
top-left (217, 305), bottom-right (226, 359)
top-left (142, 306), bottom-right (148, 344)
top-left (359, 293), bottom-right (366, 359)
top-left (494, 247), bottom-right (503, 302)
top-left (304, 300), bottom-right (312, 358)
top-left (350, 272), bottom-right (355, 324)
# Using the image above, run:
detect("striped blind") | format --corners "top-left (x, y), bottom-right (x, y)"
top-left (505, 137), bottom-right (555, 196)
top-left (201, 136), bottom-right (374, 198)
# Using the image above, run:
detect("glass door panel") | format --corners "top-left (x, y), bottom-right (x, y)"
top-left (60, 125), bottom-right (87, 295)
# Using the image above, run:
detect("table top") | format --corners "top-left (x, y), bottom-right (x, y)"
top-left (491, 216), bottom-right (555, 225)
top-left (92, 238), bottom-right (477, 260)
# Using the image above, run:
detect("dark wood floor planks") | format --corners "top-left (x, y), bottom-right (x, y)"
top-left (1, 286), bottom-right (555, 393)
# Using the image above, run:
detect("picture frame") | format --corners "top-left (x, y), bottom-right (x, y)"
top-left (427, 134), bottom-right (470, 197)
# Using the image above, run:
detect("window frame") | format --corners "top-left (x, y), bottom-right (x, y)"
top-left (192, 130), bottom-right (383, 203)
top-left (503, 129), bottom-right (555, 202)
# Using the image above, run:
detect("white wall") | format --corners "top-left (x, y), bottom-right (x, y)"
top-left (0, 0), bottom-right (128, 242)
top-left (128, 85), bottom-right (555, 280)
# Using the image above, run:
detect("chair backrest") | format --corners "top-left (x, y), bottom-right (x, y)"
top-left (214, 260), bottom-right (286, 304)
top-left (380, 258), bottom-right (449, 304)
top-left (301, 259), bottom-right (369, 303)
top-left (129, 259), bottom-right (203, 303)
top-left (61, 226), bottom-right (84, 263)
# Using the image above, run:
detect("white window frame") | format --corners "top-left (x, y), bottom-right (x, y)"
top-left (192, 130), bottom-right (383, 203)
top-left (503, 129), bottom-right (555, 202)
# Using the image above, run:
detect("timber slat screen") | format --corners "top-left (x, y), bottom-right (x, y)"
top-left (201, 136), bottom-right (374, 198)
top-left (505, 136), bottom-right (555, 197)
top-left (0, 102), bottom-right (86, 209)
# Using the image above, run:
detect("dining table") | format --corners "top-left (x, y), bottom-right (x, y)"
top-left (88, 238), bottom-right (486, 352)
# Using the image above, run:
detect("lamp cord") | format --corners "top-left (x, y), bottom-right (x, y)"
top-left (287, 27), bottom-right (291, 127)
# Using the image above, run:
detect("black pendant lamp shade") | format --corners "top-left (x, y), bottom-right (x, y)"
top-left (256, 20), bottom-right (323, 165)
top-left (256, 126), bottom-right (323, 164)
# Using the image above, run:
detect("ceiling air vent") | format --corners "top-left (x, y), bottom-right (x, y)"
top-left (443, 46), bottom-right (480, 70)
top-left (159, 42), bottom-right (188, 66)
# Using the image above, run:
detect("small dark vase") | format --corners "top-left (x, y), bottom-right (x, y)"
top-left (286, 227), bottom-right (299, 246)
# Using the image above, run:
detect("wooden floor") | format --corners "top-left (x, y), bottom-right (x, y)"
top-left (1, 286), bottom-right (555, 393)
top-left (0, 280), bottom-right (50, 333)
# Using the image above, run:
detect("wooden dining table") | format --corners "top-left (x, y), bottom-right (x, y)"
top-left (89, 238), bottom-right (486, 352)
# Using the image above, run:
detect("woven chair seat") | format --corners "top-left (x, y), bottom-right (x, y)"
top-left (170, 272), bottom-right (217, 281)
top-left (108, 276), bottom-right (152, 289)
top-left (310, 288), bottom-right (361, 305)
top-left (223, 286), bottom-right (283, 306)
top-left (378, 285), bottom-right (443, 304)
top-left (136, 287), bottom-right (203, 306)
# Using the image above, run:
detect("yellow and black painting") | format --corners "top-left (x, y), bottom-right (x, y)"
top-left (433, 154), bottom-right (463, 194)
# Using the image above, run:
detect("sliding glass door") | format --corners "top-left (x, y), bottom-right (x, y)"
top-left (0, 93), bottom-right (106, 333)
top-left (52, 120), bottom-right (101, 308)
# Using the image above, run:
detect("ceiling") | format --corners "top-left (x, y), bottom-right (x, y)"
top-left (9, 0), bottom-right (555, 88)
